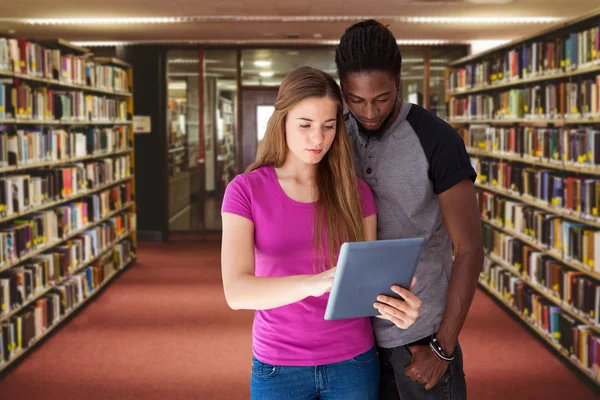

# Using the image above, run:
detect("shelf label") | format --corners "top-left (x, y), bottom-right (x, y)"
top-left (133, 115), bottom-right (151, 134)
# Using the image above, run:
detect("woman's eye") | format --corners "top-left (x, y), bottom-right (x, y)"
top-left (324, 126), bottom-right (335, 130)
top-left (351, 100), bottom-right (362, 104)
top-left (300, 124), bottom-right (310, 129)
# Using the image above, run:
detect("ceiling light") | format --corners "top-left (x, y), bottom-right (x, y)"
top-left (9, 15), bottom-right (562, 26)
top-left (254, 60), bottom-right (272, 68)
top-left (73, 38), bottom-right (471, 46)
top-left (259, 71), bottom-right (274, 78)
top-left (22, 17), bottom-right (193, 25)
top-left (69, 41), bottom-right (123, 47)
top-left (398, 16), bottom-right (561, 24)
top-left (169, 58), bottom-right (198, 64)
top-left (168, 82), bottom-right (187, 90)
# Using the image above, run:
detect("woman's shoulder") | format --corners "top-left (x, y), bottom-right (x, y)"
top-left (355, 176), bottom-right (372, 194)
top-left (225, 165), bottom-right (274, 197)
top-left (231, 165), bottom-right (273, 187)
top-left (355, 176), bottom-right (377, 216)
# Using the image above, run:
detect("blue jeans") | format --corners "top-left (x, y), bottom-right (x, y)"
top-left (250, 345), bottom-right (380, 399)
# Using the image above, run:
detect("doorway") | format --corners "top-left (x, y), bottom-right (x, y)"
top-left (240, 89), bottom-right (279, 171)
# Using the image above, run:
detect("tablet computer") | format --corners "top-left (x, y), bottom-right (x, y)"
top-left (324, 237), bottom-right (426, 321)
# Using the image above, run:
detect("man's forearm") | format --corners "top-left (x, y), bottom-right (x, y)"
top-left (436, 245), bottom-right (484, 355)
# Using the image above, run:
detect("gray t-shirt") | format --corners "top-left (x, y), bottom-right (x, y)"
top-left (345, 101), bottom-right (477, 349)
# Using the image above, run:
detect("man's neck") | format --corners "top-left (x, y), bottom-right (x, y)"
top-left (355, 98), bottom-right (404, 140)
top-left (383, 98), bottom-right (403, 132)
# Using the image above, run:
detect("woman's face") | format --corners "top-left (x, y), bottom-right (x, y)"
top-left (284, 96), bottom-right (338, 166)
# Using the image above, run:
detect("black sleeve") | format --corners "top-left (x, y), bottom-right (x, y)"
top-left (406, 105), bottom-right (477, 195)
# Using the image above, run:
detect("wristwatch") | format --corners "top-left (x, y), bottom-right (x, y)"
top-left (429, 333), bottom-right (455, 363)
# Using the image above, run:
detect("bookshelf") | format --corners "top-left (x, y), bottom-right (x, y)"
top-left (445, 8), bottom-right (600, 386)
top-left (0, 37), bottom-right (137, 373)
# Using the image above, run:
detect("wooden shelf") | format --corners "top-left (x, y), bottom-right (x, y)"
top-left (0, 118), bottom-right (132, 126)
top-left (0, 230), bottom-right (135, 324)
top-left (0, 257), bottom-right (136, 374)
top-left (480, 216), bottom-right (600, 282)
top-left (478, 280), bottom-right (600, 385)
top-left (36, 38), bottom-right (90, 55)
top-left (94, 57), bottom-right (132, 69)
top-left (0, 148), bottom-right (132, 173)
top-left (448, 118), bottom-right (600, 127)
top-left (447, 63), bottom-right (600, 96)
top-left (0, 175), bottom-right (132, 226)
top-left (475, 182), bottom-right (600, 229)
top-left (450, 7), bottom-right (600, 67)
top-left (0, 38), bottom-right (137, 375)
top-left (0, 69), bottom-right (132, 98)
top-left (0, 202), bottom-right (134, 276)
top-left (485, 253), bottom-right (600, 334)
top-left (467, 147), bottom-right (600, 176)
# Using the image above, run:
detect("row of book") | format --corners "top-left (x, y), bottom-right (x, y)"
top-left (0, 163), bottom-right (132, 218)
top-left (0, 233), bottom-right (134, 365)
top-left (0, 81), bottom-right (128, 122)
top-left (475, 160), bottom-right (600, 213)
top-left (476, 189), bottom-right (600, 273)
top-left (0, 38), bottom-right (129, 93)
top-left (473, 158), bottom-right (600, 216)
top-left (0, 182), bottom-right (132, 267)
top-left (447, 26), bottom-right (600, 92)
top-left (0, 211), bottom-right (135, 318)
top-left (461, 126), bottom-right (600, 167)
top-left (0, 127), bottom-right (129, 168)
top-left (448, 77), bottom-right (600, 121)
top-left (480, 261), bottom-right (600, 378)
top-left (482, 224), bottom-right (599, 323)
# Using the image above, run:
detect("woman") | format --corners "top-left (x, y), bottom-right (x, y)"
top-left (221, 66), bottom-right (422, 399)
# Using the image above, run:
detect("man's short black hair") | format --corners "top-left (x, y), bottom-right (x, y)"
top-left (335, 19), bottom-right (402, 82)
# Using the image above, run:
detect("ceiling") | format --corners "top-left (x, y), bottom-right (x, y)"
top-left (0, 1), bottom-right (599, 47)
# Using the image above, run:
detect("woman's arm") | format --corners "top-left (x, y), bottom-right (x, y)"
top-left (364, 214), bottom-right (377, 241)
top-left (221, 212), bottom-right (334, 311)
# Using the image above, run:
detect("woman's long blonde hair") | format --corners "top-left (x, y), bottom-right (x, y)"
top-left (246, 66), bottom-right (366, 270)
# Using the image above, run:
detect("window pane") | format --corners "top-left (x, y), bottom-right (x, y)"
top-left (428, 47), bottom-right (469, 120)
top-left (400, 49), bottom-right (426, 106)
top-left (241, 48), bottom-right (339, 87)
top-left (257, 105), bottom-right (275, 143)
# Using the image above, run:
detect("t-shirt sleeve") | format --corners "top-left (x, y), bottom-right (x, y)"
top-left (429, 125), bottom-right (477, 195)
top-left (221, 174), bottom-right (253, 222)
top-left (357, 178), bottom-right (377, 217)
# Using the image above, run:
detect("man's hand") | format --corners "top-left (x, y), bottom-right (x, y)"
top-left (374, 277), bottom-right (422, 329)
top-left (405, 345), bottom-right (449, 390)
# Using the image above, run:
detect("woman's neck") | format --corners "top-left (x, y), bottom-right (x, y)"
top-left (277, 155), bottom-right (318, 185)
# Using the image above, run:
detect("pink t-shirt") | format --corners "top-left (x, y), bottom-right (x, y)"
top-left (221, 165), bottom-right (378, 366)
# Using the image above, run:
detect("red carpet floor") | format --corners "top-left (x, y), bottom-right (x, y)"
top-left (0, 241), bottom-right (598, 399)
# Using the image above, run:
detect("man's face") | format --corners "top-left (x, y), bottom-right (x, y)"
top-left (342, 70), bottom-right (399, 133)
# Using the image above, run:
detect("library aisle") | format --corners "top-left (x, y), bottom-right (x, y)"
top-left (0, 240), bottom-right (598, 399)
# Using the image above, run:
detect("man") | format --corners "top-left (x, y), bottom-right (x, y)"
top-left (335, 20), bottom-right (484, 399)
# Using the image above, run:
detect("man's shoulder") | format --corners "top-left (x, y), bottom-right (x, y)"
top-left (405, 103), bottom-right (456, 137)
